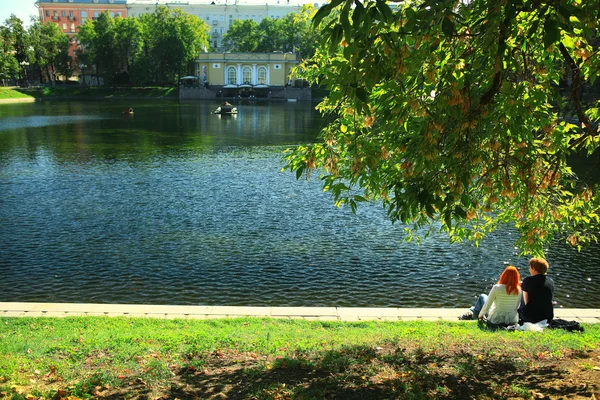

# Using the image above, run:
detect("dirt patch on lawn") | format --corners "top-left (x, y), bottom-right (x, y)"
top-left (98, 346), bottom-right (600, 399)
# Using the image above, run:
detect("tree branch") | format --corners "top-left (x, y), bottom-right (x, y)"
top-left (558, 43), bottom-right (596, 138)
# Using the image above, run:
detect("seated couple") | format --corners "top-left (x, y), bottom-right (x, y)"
top-left (470, 257), bottom-right (554, 325)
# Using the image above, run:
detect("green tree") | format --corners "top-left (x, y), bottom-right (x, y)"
top-left (294, 5), bottom-right (321, 59)
top-left (76, 18), bottom-right (99, 85)
top-left (113, 16), bottom-right (143, 77)
top-left (3, 15), bottom-right (32, 82)
top-left (223, 19), bottom-right (261, 52)
top-left (256, 17), bottom-right (283, 52)
top-left (0, 24), bottom-right (19, 84)
top-left (285, 0), bottom-right (600, 255)
top-left (93, 11), bottom-right (118, 84)
top-left (29, 21), bottom-right (71, 83)
top-left (142, 6), bottom-right (209, 84)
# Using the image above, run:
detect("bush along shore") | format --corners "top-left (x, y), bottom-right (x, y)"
top-left (0, 86), bottom-right (178, 101)
top-left (0, 317), bottom-right (599, 399)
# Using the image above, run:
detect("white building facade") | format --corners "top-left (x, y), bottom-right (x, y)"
top-left (126, 0), bottom-right (319, 50)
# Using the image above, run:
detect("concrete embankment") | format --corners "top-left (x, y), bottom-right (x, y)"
top-left (1, 302), bottom-right (598, 323)
top-left (0, 97), bottom-right (36, 104)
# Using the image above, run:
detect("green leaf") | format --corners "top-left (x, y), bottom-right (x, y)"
top-left (454, 206), bottom-right (467, 219)
top-left (562, 35), bottom-right (575, 50)
top-left (442, 16), bottom-right (454, 37)
top-left (444, 212), bottom-right (452, 229)
top-left (313, 4), bottom-right (332, 28)
top-left (352, 2), bottom-right (365, 26)
top-left (375, 0), bottom-right (394, 23)
top-left (356, 87), bottom-right (368, 102)
top-left (295, 166), bottom-right (305, 180)
top-left (543, 17), bottom-right (560, 49)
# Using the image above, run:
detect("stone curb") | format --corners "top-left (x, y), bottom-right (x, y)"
top-left (0, 303), bottom-right (598, 323)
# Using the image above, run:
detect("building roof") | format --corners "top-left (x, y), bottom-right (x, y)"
top-left (36, 0), bottom-right (126, 4)
top-left (126, 0), bottom-right (314, 5)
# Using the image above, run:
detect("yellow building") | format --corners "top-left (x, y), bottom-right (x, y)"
top-left (195, 52), bottom-right (299, 87)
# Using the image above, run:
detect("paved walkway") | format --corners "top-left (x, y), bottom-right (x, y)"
top-left (1, 303), bottom-right (598, 323)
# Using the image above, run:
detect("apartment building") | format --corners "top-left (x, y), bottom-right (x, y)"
top-left (35, 0), bottom-right (127, 61)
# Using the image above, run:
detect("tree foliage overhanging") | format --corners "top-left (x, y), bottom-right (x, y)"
top-left (286, 0), bottom-right (600, 255)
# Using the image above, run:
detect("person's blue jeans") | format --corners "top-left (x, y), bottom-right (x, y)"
top-left (470, 293), bottom-right (488, 318)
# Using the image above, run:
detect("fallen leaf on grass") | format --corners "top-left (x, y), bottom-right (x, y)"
top-left (531, 391), bottom-right (546, 399)
top-left (44, 365), bottom-right (57, 378)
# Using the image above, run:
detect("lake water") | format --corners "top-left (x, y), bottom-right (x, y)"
top-left (0, 100), bottom-right (598, 308)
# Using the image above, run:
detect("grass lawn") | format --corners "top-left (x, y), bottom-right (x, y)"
top-left (0, 317), bottom-right (598, 399)
top-left (6, 86), bottom-right (178, 99)
top-left (0, 88), bottom-right (34, 100)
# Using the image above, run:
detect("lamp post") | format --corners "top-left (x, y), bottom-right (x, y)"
top-left (20, 61), bottom-right (29, 87)
top-left (80, 64), bottom-right (87, 85)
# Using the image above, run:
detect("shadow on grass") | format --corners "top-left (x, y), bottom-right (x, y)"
top-left (123, 344), bottom-right (594, 400)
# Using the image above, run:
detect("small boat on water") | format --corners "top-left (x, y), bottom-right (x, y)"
top-left (123, 107), bottom-right (134, 115)
top-left (214, 102), bottom-right (237, 115)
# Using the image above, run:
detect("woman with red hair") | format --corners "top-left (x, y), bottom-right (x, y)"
top-left (471, 266), bottom-right (523, 325)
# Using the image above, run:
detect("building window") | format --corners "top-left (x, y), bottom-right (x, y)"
top-left (81, 11), bottom-right (87, 17)
top-left (94, 11), bottom-right (99, 18)
top-left (220, 27), bottom-right (224, 33)
top-left (242, 67), bottom-right (252, 84)
top-left (62, 11), bottom-right (67, 17)
top-left (116, 12), bottom-right (121, 17)
top-left (206, 15), bottom-right (210, 21)
top-left (69, 11), bottom-right (74, 17)
top-left (220, 15), bottom-right (224, 21)
top-left (227, 66), bottom-right (237, 85)
top-left (109, 12), bottom-right (114, 17)
top-left (45, 10), bottom-right (50, 17)
top-left (70, 23), bottom-right (75, 32)
top-left (213, 40), bottom-right (218, 48)
top-left (258, 67), bottom-right (267, 84)
top-left (62, 23), bottom-right (67, 30)
top-left (252, 15), bottom-right (255, 20)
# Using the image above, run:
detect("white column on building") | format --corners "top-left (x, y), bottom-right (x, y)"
top-left (237, 63), bottom-right (242, 85)
top-left (223, 63), bottom-right (227, 84)
top-left (267, 65), bottom-right (270, 85)
top-left (252, 64), bottom-right (257, 85)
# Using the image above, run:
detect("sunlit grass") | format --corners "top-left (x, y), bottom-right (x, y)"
top-left (0, 317), bottom-right (598, 399)
top-left (0, 88), bottom-right (34, 99)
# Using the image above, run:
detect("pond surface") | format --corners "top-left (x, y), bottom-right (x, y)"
top-left (0, 100), bottom-right (598, 308)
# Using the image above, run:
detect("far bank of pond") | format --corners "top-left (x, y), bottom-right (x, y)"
top-left (0, 100), bottom-right (599, 308)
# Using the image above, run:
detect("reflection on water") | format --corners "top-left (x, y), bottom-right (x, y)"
top-left (0, 100), bottom-right (599, 307)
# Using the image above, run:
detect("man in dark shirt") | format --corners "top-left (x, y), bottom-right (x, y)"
top-left (521, 257), bottom-right (555, 323)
